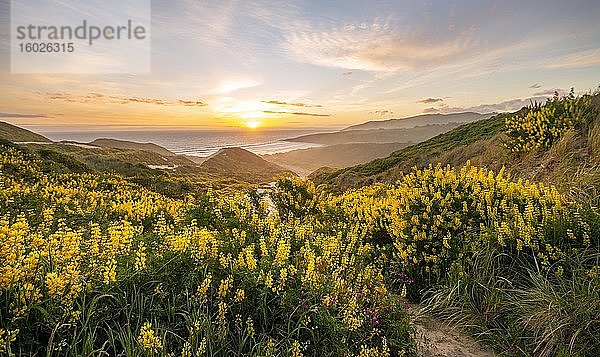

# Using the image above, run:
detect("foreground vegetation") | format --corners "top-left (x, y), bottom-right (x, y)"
top-left (0, 141), bottom-right (414, 355)
top-left (1, 90), bottom-right (600, 356)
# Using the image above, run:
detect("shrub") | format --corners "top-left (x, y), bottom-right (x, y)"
top-left (505, 90), bottom-right (595, 153)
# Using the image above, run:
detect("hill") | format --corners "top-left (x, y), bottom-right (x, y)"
top-left (313, 93), bottom-right (600, 196)
top-left (277, 112), bottom-right (495, 176)
top-left (200, 147), bottom-right (294, 182)
top-left (22, 142), bottom-right (195, 170)
top-left (343, 112), bottom-right (494, 131)
top-left (263, 142), bottom-right (408, 176)
top-left (310, 114), bottom-right (508, 190)
top-left (89, 138), bottom-right (176, 156)
top-left (286, 123), bottom-right (466, 145)
top-left (0, 121), bottom-right (51, 142)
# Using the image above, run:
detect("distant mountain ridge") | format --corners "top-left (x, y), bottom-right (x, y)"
top-left (310, 113), bottom-right (508, 191)
top-left (0, 121), bottom-right (51, 142)
top-left (274, 112), bottom-right (497, 174)
top-left (343, 112), bottom-right (495, 131)
top-left (287, 122), bottom-right (466, 145)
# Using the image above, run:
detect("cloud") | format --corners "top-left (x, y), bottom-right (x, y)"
top-left (463, 98), bottom-right (544, 113)
top-left (529, 83), bottom-right (542, 89)
top-left (369, 110), bottom-right (394, 116)
top-left (533, 88), bottom-right (567, 97)
top-left (43, 92), bottom-right (207, 107)
top-left (262, 100), bottom-right (322, 108)
top-left (263, 110), bottom-right (330, 117)
top-left (418, 98), bottom-right (444, 104)
top-left (0, 112), bottom-right (52, 118)
top-left (178, 100), bottom-right (209, 107)
top-left (423, 96), bottom-right (555, 114)
top-left (283, 19), bottom-right (480, 71)
top-left (422, 88), bottom-right (571, 114)
top-left (422, 107), bottom-right (440, 114)
top-left (544, 48), bottom-right (600, 69)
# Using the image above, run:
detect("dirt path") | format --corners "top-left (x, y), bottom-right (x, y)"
top-left (409, 306), bottom-right (496, 357)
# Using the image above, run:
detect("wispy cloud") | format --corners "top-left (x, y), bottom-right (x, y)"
top-left (43, 92), bottom-right (208, 107)
top-left (0, 112), bottom-right (52, 118)
top-left (417, 98), bottom-right (444, 104)
top-left (423, 96), bottom-right (557, 114)
top-left (262, 100), bottom-right (322, 108)
top-left (544, 48), bottom-right (600, 69)
top-left (533, 88), bottom-right (567, 96)
top-left (369, 110), bottom-right (394, 116)
top-left (283, 19), bottom-right (480, 71)
top-left (423, 107), bottom-right (441, 114)
top-left (263, 110), bottom-right (330, 117)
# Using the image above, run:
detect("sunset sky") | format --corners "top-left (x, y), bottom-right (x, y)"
top-left (0, 0), bottom-right (599, 130)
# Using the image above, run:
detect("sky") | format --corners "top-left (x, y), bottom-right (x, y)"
top-left (0, 0), bottom-right (599, 130)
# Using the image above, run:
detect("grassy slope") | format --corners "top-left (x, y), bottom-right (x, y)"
top-left (200, 147), bottom-right (294, 182)
top-left (22, 142), bottom-right (195, 169)
top-left (19, 143), bottom-right (260, 195)
top-left (0, 121), bottom-right (51, 142)
top-left (314, 94), bottom-right (600, 203)
top-left (311, 113), bottom-right (510, 190)
top-left (311, 94), bottom-right (600, 356)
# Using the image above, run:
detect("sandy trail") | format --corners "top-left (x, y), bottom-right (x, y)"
top-left (410, 306), bottom-right (496, 357)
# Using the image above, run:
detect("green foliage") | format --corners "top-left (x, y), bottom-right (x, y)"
top-left (423, 242), bottom-right (600, 356)
top-left (505, 90), bottom-right (597, 153)
top-left (0, 143), bottom-right (415, 356)
top-left (37, 148), bottom-right (91, 174)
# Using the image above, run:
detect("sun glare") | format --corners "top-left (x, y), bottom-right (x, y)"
top-left (245, 120), bottom-right (261, 129)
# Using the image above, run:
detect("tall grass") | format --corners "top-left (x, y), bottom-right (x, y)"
top-left (423, 243), bottom-right (599, 356)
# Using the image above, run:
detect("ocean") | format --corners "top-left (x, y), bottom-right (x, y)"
top-left (35, 128), bottom-right (330, 157)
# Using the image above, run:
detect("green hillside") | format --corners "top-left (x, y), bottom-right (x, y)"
top-left (19, 142), bottom-right (278, 196)
top-left (311, 112), bottom-right (509, 190)
top-left (200, 147), bottom-right (294, 182)
top-left (314, 92), bottom-right (600, 198)
top-left (0, 121), bottom-right (51, 142)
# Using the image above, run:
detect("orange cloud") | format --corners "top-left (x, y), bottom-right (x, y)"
top-left (417, 98), bottom-right (444, 104)
top-left (43, 92), bottom-right (208, 107)
top-left (262, 100), bottom-right (323, 108)
top-left (263, 110), bottom-right (330, 117)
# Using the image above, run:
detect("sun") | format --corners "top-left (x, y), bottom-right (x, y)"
top-left (245, 120), bottom-right (261, 129)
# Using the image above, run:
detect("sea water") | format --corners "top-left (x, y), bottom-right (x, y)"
top-left (33, 128), bottom-right (330, 157)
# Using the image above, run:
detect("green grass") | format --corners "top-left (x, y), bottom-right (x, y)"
top-left (422, 241), bottom-right (600, 356)
top-left (0, 122), bottom-right (51, 143)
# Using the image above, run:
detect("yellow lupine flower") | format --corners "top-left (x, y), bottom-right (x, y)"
top-left (138, 322), bottom-right (162, 354)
